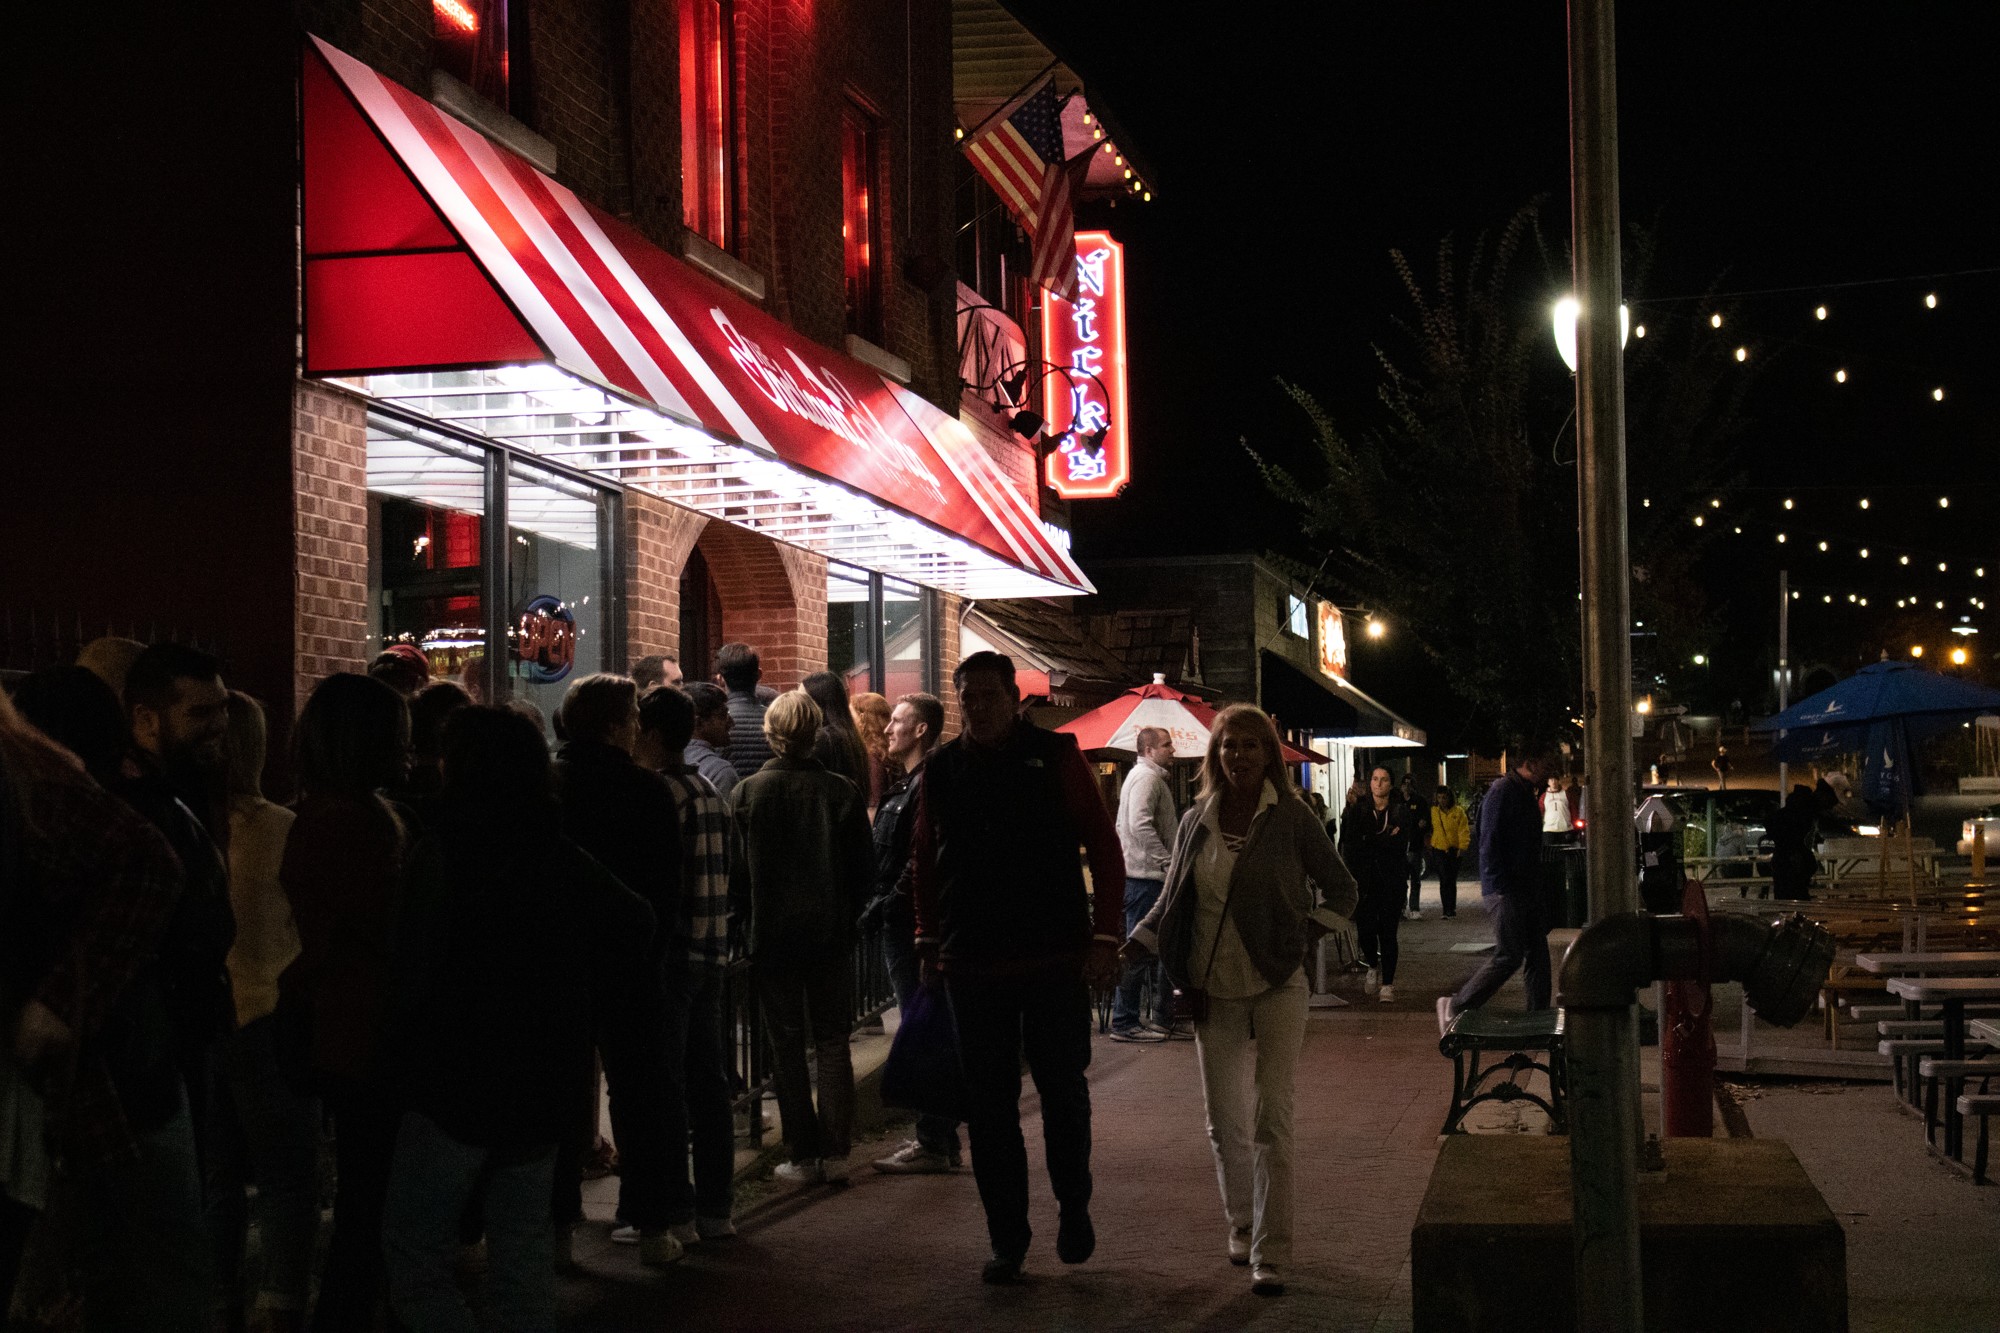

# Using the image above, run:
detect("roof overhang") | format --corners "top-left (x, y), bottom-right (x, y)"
top-left (1260, 651), bottom-right (1427, 748)
top-left (303, 35), bottom-right (1088, 600)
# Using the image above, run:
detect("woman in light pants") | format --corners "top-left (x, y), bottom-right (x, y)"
top-left (1126, 704), bottom-right (1357, 1296)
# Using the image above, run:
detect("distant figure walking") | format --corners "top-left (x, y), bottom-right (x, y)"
top-left (1440, 748), bottom-right (1555, 1033)
top-left (1711, 744), bottom-right (1733, 792)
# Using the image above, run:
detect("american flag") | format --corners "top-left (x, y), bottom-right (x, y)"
top-left (963, 81), bottom-right (1082, 297)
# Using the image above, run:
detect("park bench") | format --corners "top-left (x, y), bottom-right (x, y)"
top-left (1438, 1008), bottom-right (1565, 1135)
top-left (1959, 1090), bottom-right (2000, 1184)
top-left (1879, 1038), bottom-right (1993, 1104)
top-left (1918, 1056), bottom-right (2000, 1146)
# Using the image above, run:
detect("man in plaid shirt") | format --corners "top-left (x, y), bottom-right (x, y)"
top-left (636, 686), bottom-right (736, 1241)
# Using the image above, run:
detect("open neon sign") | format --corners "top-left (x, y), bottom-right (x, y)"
top-left (1040, 231), bottom-right (1129, 499)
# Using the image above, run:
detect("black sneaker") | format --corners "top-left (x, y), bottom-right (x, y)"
top-left (982, 1253), bottom-right (1026, 1284)
top-left (1108, 1026), bottom-right (1166, 1043)
top-left (1056, 1209), bottom-right (1096, 1264)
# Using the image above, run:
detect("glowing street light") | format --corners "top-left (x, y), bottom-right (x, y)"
top-left (1551, 296), bottom-right (1630, 373)
top-left (1911, 645), bottom-right (1925, 659)
top-left (1364, 617), bottom-right (1387, 641)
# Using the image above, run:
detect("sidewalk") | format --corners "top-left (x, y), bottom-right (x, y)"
top-left (556, 887), bottom-right (2000, 1331)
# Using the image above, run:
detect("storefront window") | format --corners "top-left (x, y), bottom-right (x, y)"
top-left (827, 563), bottom-right (931, 699)
top-left (433, 0), bottom-right (512, 109)
top-left (507, 459), bottom-right (610, 735)
top-left (367, 430), bottom-right (487, 693)
top-left (827, 563), bottom-right (874, 694)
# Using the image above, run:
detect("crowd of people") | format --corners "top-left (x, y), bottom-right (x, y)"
top-left (3, 624), bottom-right (1576, 1326)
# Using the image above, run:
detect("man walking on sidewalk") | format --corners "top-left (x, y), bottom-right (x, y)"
top-left (911, 652), bottom-right (1124, 1285)
top-left (865, 692), bottom-right (963, 1175)
top-left (1439, 748), bottom-right (1554, 1035)
top-left (1111, 727), bottom-right (1177, 1042)
top-left (1428, 786), bottom-right (1471, 919)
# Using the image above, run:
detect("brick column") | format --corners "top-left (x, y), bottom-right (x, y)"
top-left (933, 591), bottom-right (965, 739)
top-left (624, 491), bottom-right (708, 668)
top-left (292, 380), bottom-right (371, 714)
top-left (694, 523), bottom-right (827, 691)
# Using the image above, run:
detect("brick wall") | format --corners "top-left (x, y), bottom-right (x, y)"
top-left (624, 491), bottom-right (708, 666)
top-left (694, 523), bottom-right (827, 691)
top-left (292, 381), bottom-right (372, 713)
top-left (933, 591), bottom-right (965, 740)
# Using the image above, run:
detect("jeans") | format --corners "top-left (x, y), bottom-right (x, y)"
top-left (1452, 891), bottom-right (1553, 1012)
top-left (668, 964), bottom-right (736, 1222)
top-left (947, 964), bottom-right (1094, 1261)
top-left (882, 926), bottom-right (962, 1158)
top-left (314, 1079), bottom-right (401, 1333)
top-left (382, 1113), bottom-right (556, 1333)
top-left (1430, 849), bottom-right (1462, 917)
top-left (598, 958), bottom-right (674, 1229)
top-left (1355, 887), bottom-right (1402, 985)
top-left (216, 1015), bottom-right (323, 1315)
top-left (68, 1093), bottom-right (212, 1332)
top-left (1194, 984), bottom-right (1308, 1268)
top-left (754, 951), bottom-right (856, 1164)
top-left (1112, 878), bottom-right (1166, 1032)
top-left (1406, 850), bottom-right (1426, 913)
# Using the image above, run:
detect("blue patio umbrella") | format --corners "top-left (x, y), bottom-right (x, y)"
top-left (1754, 660), bottom-right (2000, 817)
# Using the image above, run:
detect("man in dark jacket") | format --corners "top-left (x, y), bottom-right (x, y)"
top-left (911, 652), bottom-right (1124, 1285)
top-left (715, 643), bottom-right (774, 781)
top-left (1442, 748), bottom-right (1556, 1032)
top-left (552, 673), bottom-right (684, 1267)
top-left (863, 692), bottom-right (961, 1175)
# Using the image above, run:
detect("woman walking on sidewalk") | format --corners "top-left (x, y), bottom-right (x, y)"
top-left (1124, 705), bottom-right (1357, 1296)
top-left (1339, 766), bottom-right (1410, 1002)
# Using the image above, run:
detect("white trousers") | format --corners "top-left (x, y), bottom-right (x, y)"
top-left (1192, 983), bottom-right (1308, 1267)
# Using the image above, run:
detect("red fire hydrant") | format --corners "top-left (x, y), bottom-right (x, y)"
top-left (1661, 878), bottom-right (1715, 1136)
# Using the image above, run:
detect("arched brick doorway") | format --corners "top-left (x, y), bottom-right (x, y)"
top-left (690, 523), bottom-right (828, 691)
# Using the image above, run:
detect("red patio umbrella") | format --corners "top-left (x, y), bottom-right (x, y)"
top-left (1058, 676), bottom-right (1328, 764)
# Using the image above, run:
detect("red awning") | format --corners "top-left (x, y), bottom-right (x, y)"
top-left (302, 36), bottom-right (1088, 598)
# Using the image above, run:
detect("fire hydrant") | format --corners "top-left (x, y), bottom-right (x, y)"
top-left (1661, 878), bottom-right (1715, 1137)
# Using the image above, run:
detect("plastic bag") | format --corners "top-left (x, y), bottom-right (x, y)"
top-left (880, 980), bottom-right (967, 1122)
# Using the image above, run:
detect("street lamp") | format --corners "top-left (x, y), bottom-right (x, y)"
top-left (1552, 295), bottom-right (1630, 373)
top-left (1364, 616), bottom-right (1387, 640)
top-left (1911, 645), bottom-right (1925, 659)
top-left (1950, 647), bottom-right (1969, 666)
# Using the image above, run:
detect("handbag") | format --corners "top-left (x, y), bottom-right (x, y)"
top-left (1174, 828), bottom-right (1245, 1028)
top-left (880, 979), bottom-right (968, 1122)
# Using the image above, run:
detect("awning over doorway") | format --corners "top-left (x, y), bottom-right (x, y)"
top-left (1259, 652), bottom-right (1425, 748)
top-left (302, 36), bottom-right (1088, 599)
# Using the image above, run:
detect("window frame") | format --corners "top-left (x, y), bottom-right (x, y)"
top-left (841, 97), bottom-right (885, 341)
top-left (679, 0), bottom-right (736, 249)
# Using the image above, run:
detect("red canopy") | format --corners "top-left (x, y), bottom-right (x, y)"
top-left (1058, 679), bottom-right (1328, 764)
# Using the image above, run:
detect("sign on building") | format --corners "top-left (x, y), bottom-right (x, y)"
top-left (1040, 231), bottom-right (1129, 499)
top-left (1317, 601), bottom-right (1348, 681)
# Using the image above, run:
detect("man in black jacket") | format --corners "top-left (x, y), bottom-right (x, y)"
top-left (911, 653), bottom-right (1124, 1285)
top-left (863, 692), bottom-right (960, 1175)
top-left (552, 673), bottom-right (683, 1267)
top-left (1441, 747), bottom-right (1556, 1033)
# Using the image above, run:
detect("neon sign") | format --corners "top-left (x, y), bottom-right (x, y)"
top-left (1040, 231), bottom-right (1129, 499)
top-left (515, 594), bottom-right (577, 683)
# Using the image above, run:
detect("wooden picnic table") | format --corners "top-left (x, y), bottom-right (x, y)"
top-left (1855, 951), bottom-right (2000, 976)
top-left (1886, 975), bottom-right (2000, 1158)
top-left (1972, 1018), bottom-right (2000, 1046)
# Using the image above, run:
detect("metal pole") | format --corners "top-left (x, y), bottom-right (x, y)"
top-left (1567, 1), bottom-right (1644, 1330)
top-left (1777, 570), bottom-right (1790, 797)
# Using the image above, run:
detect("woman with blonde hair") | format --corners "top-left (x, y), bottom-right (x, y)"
top-left (1125, 704), bottom-right (1357, 1296)
top-left (728, 691), bottom-right (875, 1184)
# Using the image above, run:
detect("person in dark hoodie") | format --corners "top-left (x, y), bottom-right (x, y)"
top-left (551, 673), bottom-right (684, 1267)
top-left (381, 706), bottom-right (652, 1332)
top-left (1337, 766), bottom-right (1409, 1003)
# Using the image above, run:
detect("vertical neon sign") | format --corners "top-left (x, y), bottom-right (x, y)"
top-left (1040, 231), bottom-right (1129, 499)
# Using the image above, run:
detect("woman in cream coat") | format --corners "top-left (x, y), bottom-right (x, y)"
top-left (1125, 704), bottom-right (1357, 1296)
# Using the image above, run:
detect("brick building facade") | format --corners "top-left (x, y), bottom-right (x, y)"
top-left (9, 0), bottom-right (1080, 780)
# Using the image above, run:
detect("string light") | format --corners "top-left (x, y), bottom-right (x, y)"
top-left (1926, 293), bottom-right (1938, 309)
top-left (1818, 541), bottom-right (1829, 551)
top-left (1735, 346), bottom-right (1749, 362)
top-left (1814, 305), bottom-right (1828, 320)
top-left (1693, 515), bottom-right (1705, 527)
top-left (1634, 324), bottom-right (1647, 338)
top-left (1933, 388), bottom-right (1946, 402)
top-left (1783, 498), bottom-right (1794, 509)
top-left (1939, 562), bottom-right (1949, 572)
top-left (1710, 313), bottom-right (1723, 328)
top-left (1777, 532), bottom-right (1788, 543)
top-left (1940, 496), bottom-right (1951, 508)
top-left (1710, 498), bottom-right (1722, 508)
top-left (1860, 548), bottom-right (1870, 558)
top-left (1835, 369), bottom-right (1848, 383)
top-left (1859, 497), bottom-right (1869, 509)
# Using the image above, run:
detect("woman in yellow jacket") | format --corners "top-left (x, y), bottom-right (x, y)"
top-left (1428, 787), bottom-right (1472, 919)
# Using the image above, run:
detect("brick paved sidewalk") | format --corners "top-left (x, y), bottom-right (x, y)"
top-left (560, 893), bottom-right (1544, 1332)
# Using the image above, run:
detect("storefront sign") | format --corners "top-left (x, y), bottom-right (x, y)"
top-left (515, 594), bottom-right (577, 683)
top-left (1317, 601), bottom-right (1348, 681)
top-left (1039, 231), bottom-right (1130, 499)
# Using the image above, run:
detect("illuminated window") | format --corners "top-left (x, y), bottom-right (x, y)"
top-left (433, 0), bottom-right (521, 115)
top-left (1285, 594), bottom-right (1310, 639)
top-left (842, 101), bottom-right (883, 340)
top-left (679, 0), bottom-right (734, 248)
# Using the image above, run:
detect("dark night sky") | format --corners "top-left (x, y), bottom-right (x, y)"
top-left (1005, 2), bottom-right (1999, 714)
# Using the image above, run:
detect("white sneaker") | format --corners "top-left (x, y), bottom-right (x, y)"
top-left (609, 1224), bottom-right (639, 1245)
top-left (773, 1159), bottom-right (823, 1184)
top-left (1379, 984), bottom-right (1396, 1002)
top-left (1364, 967), bottom-right (1381, 995)
top-left (1404, 909), bottom-right (1422, 921)
top-left (822, 1154), bottom-right (851, 1184)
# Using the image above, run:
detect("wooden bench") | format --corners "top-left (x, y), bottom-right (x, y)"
top-left (1959, 1091), bottom-right (2000, 1184)
top-left (1438, 1009), bottom-right (1566, 1135)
